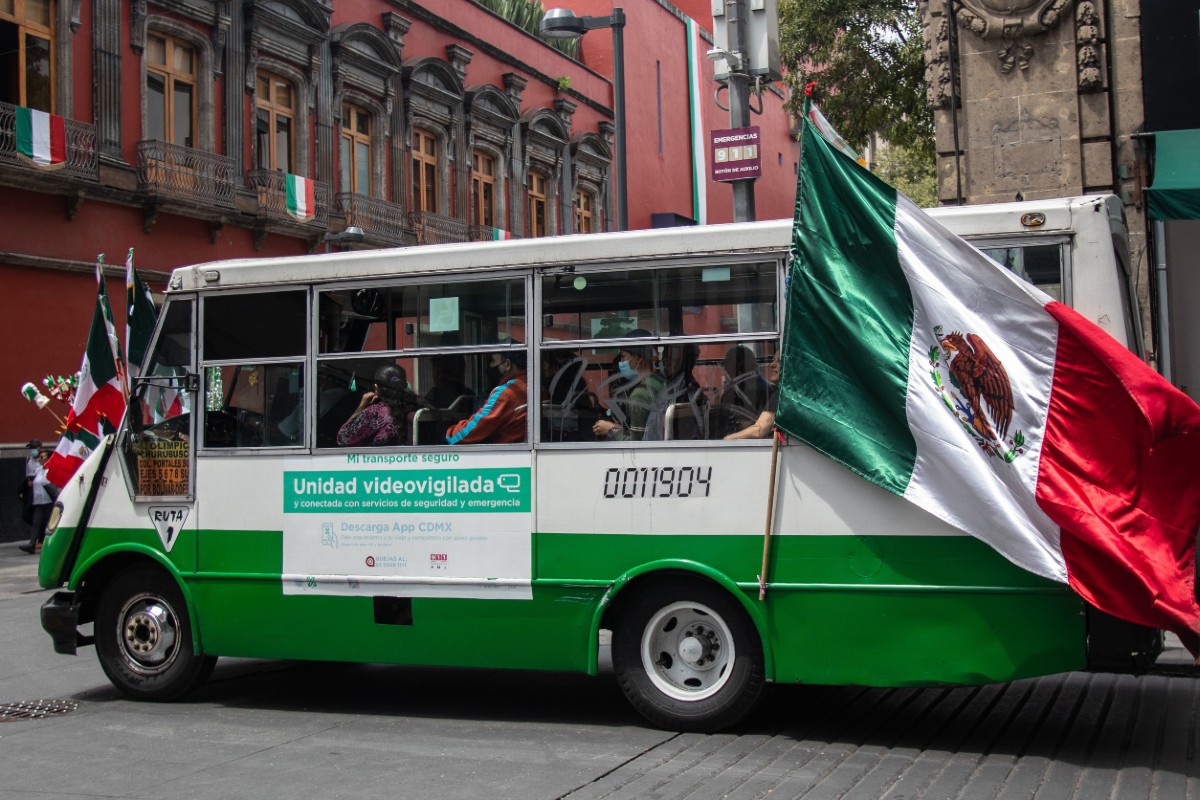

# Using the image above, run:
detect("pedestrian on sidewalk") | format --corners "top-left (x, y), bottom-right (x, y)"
top-left (19, 447), bottom-right (55, 554)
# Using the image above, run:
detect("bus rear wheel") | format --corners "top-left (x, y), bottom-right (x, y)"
top-left (612, 580), bottom-right (765, 732)
top-left (95, 566), bottom-right (215, 701)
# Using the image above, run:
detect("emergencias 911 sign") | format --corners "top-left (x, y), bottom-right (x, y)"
top-left (710, 126), bottom-right (761, 182)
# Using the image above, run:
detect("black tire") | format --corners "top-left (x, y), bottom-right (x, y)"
top-left (612, 579), bottom-right (766, 732)
top-left (95, 566), bottom-right (216, 701)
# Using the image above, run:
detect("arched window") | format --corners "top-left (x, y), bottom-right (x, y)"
top-left (146, 33), bottom-right (195, 147)
top-left (0, 0), bottom-right (53, 111)
top-left (411, 128), bottom-right (439, 213)
top-left (528, 171), bottom-right (548, 238)
top-left (340, 103), bottom-right (371, 195)
top-left (472, 150), bottom-right (496, 229)
top-left (255, 71), bottom-right (295, 172)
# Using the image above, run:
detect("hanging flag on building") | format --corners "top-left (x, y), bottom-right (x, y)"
top-left (776, 100), bottom-right (1200, 656)
top-left (126, 248), bottom-right (157, 383)
top-left (491, 228), bottom-right (512, 241)
top-left (45, 258), bottom-right (129, 487)
top-left (285, 173), bottom-right (315, 222)
top-left (15, 106), bottom-right (67, 169)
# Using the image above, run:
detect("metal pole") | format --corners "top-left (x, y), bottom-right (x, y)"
top-left (1154, 220), bottom-right (1172, 381)
top-left (611, 8), bottom-right (628, 231)
top-left (725, 0), bottom-right (755, 222)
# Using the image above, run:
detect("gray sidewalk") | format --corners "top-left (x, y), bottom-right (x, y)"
top-left (0, 540), bottom-right (46, 602)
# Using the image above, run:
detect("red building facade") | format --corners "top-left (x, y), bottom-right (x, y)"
top-left (0, 0), bottom-right (799, 448)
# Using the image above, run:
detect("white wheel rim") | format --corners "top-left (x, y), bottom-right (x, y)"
top-left (640, 600), bottom-right (735, 702)
top-left (116, 592), bottom-right (181, 676)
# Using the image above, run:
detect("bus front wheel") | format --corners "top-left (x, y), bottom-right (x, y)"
top-left (612, 580), bottom-right (765, 732)
top-left (95, 566), bottom-right (215, 701)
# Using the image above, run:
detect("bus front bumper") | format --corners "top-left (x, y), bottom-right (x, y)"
top-left (41, 592), bottom-right (93, 655)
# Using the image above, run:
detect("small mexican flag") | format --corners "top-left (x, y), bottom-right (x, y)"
top-left (15, 106), bottom-right (67, 169)
top-left (46, 258), bottom-right (128, 487)
top-left (285, 173), bottom-right (315, 222)
top-left (491, 228), bottom-right (512, 241)
top-left (777, 99), bottom-right (1200, 656)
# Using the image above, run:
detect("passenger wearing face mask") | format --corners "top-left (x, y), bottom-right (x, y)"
top-left (445, 349), bottom-right (528, 444)
top-left (592, 330), bottom-right (665, 441)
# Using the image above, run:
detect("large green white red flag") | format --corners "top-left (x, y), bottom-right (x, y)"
top-left (46, 259), bottom-right (129, 486)
top-left (776, 102), bottom-right (1200, 655)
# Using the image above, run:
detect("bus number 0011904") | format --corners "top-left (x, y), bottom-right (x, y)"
top-left (602, 466), bottom-right (713, 499)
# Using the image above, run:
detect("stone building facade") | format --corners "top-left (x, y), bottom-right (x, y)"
top-left (920, 0), bottom-right (1152, 348)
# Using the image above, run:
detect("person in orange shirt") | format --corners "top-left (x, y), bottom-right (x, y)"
top-left (445, 350), bottom-right (528, 444)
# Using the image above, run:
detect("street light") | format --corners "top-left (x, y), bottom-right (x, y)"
top-left (324, 226), bottom-right (365, 253)
top-left (542, 7), bottom-right (627, 232)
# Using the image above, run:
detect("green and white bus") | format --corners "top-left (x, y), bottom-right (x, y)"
top-left (38, 195), bottom-right (1156, 731)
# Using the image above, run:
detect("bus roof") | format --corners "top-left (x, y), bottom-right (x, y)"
top-left (169, 219), bottom-right (797, 292)
top-left (168, 195), bottom-right (1121, 293)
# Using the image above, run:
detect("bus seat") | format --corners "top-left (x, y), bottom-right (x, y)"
top-left (664, 402), bottom-right (710, 441)
top-left (448, 394), bottom-right (482, 411)
top-left (412, 407), bottom-right (470, 445)
top-left (542, 402), bottom-right (600, 442)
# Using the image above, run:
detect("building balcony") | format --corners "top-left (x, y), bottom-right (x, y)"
top-left (136, 140), bottom-right (236, 234)
top-left (408, 210), bottom-right (469, 245)
top-left (335, 192), bottom-right (416, 248)
top-left (248, 168), bottom-right (331, 248)
top-left (0, 101), bottom-right (99, 191)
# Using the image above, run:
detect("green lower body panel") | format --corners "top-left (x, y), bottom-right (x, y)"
top-left (69, 528), bottom-right (1085, 685)
top-left (537, 531), bottom-right (1086, 685)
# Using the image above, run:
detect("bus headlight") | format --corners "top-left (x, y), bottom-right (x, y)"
top-left (45, 502), bottom-right (63, 538)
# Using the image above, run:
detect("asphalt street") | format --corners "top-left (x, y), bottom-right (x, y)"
top-left (1, 542), bottom-right (1197, 800)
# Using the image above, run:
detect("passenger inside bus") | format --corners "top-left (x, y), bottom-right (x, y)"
top-left (445, 350), bottom-right (528, 444)
top-left (716, 345), bottom-right (773, 438)
top-left (723, 349), bottom-right (780, 440)
top-left (592, 330), bottom-right (666, 441)
top-left (337, 364), bottom-right (426, 447)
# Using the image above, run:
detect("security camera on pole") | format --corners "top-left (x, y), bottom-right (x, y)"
top-left (709, 0), bottom-right (781, 223)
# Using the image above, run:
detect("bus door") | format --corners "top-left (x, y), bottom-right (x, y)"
top-left (120, 297), bottom-right (200, 561)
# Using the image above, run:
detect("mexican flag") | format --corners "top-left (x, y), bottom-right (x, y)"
top-left (126, 248), bottom-right (157, 382)
top-left (491, 228), bottom-right (512, 241)
top-left (776, 102), bottom-right (1200, 655)
top-left (15, 106), bottom-right (66, 168)
top-left (285, 173), bottom-right (315, 222)
top-left (46, 260), bottom-right (128, 487)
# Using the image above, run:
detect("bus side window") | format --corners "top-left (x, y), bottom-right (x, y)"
top-left (539, 260), bottom-right (779, 444)
top-left (201, 291), bottom-right (306, 449)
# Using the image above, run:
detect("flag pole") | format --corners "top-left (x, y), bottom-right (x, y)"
top-left (96, 254), bottom-right (130, 402)
top-left (758, 429), bottom-right (782, 600)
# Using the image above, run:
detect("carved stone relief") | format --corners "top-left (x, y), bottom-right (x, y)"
top-left (955, 0), bottom-right (1072, 73)
top-left (922, 7), bottom-right (955, 109)
top-left (1075, 2), bottom-right (1104, 92)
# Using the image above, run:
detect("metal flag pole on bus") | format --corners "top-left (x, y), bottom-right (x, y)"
top-left (44, 256), bottom-right (130, 488)
top-left (775, 97), bottom-right (1200, 657)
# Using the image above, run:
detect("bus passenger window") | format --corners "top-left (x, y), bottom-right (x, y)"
top-left (203, 363), bottom-right (304, 448)
top-left (538, 260), bottom-right (779, 444)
